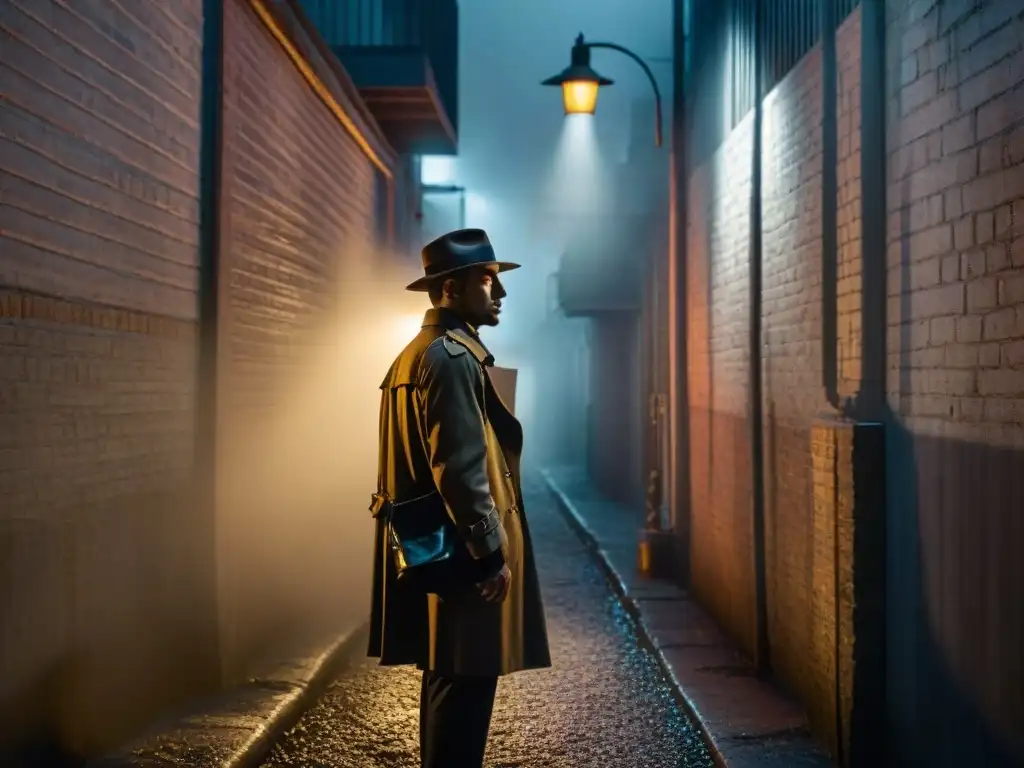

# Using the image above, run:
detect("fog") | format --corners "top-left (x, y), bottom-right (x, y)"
top-left (214, 249), bottom-right (433, 679)
top-left (207, 0), bottom-right (673, 683)
top-left (0, 1), bottom-right (673, 760)
top-left (452, 0), bottom-right (671, 451)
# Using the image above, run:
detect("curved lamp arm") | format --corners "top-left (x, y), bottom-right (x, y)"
top-left (586, 40), bottom-right (664, 148)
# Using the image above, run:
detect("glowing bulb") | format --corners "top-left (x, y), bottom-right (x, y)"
top-left (562, 80), bottom-right (600, 115)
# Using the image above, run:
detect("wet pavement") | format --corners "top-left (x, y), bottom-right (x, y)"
top-left (262, 477), bottom-right (714, 768)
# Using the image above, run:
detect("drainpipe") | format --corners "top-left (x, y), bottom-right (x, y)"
top-left (855, 6), bottom-right (890, 761)
top-left (860, 0), bottom-right (888, 414)
top-left (196, 0), bottom-right (226, 685)
top-left (667, 0), bottom-right (691, 584)
top-left (822, 0), bottom-right (841, 410)
top-left (819, 0), bottom-right (848, 762)
top-left (748, 0), bottom-right (769, 676)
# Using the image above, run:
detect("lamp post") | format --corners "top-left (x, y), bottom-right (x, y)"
top-left (542, 33), bottom-right (674, 580)
top-left (541, 33), bottom-right (664, 147)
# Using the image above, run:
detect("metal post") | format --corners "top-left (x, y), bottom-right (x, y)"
top-left (638, 0), bottom-right (686, 579)
top-left (582, 41), bottom-right (665, 148)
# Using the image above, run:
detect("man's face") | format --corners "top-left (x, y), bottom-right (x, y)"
top-left (448, 266), bottom-right (506, 327)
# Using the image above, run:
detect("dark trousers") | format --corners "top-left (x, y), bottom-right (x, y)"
top-left (419, 669), bottom-right (498, 768)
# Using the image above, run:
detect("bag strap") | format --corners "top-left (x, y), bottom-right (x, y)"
top-left (376, 389), bottom-right (388, 497)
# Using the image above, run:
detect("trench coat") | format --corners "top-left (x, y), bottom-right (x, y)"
top-left (367, 307), bottom-right (552, 677)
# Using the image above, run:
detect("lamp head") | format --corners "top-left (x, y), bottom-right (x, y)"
top-left (541, 33), bottom-right (614, 115)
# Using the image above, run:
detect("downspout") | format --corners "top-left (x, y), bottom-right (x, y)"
top-left (860, 1), bottom-right (888, 414)
top-left (749, 0), bottom-right (769, 676)
top-left (822, 0), bottom-right (841, 410)
top-left (196, 0), bottom-right (226, 686)
top-left (668, 0), bottom-right (691, 582)
top-left (820, 1), bottom-right (845, 762)
top-left (856, 5), bottom-right (890, 760)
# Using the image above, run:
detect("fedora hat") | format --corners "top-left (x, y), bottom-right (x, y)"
top-left (406, 228), bottom-right (520, 291)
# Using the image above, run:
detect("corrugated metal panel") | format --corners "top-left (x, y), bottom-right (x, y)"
top-left (688, 0), bottom-right (861, 165)
top-left (299, 0), bottom-right (421, 45)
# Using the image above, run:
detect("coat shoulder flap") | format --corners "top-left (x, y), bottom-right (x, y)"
top-left (381, 345), bottom-right (428, 389)
top-left (443, 328), bottom-right (493, 366)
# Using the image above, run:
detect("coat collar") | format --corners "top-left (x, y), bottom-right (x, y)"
top-left (422, 308), bottom-right (494, 366)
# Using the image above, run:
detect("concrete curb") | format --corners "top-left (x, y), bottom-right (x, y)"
top-left (538, 469), bottom-right (729, 767)
top-left (87, 623), bottom-right (369, 768)
top-left (541, 469), bottom-right (835, 768)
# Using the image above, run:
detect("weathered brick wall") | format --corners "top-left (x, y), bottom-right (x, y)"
top-left (685, 115), bottom-right (756, 655)
top-left (0, 0), bottom-right (211, 757)
top-left (885, 0), bottom-right (1024, 762)
top-left (2, 0), bottom-right (405, 755)
top-left (215, 0), bottom-right (386, 682)
top-left (687, 0), bottom-right (1023, 762)
top-left (760, 8), bottom-right (863, 742)
top-left (686, 4), bottom-right (867, 751)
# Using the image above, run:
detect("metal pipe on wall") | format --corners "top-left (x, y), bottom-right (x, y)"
top-left (854, 6), bottom-right (890, 759)
top-left (196, 0), bottom-right (227, 685)
top-left (748, 0), bottom-right (769, 675)
top-left (859, 0), bottom-right (888, 415)
top-left (667, 0), bottom-right (691, 583)
top-left (821, 0), bottom-right (841, 410)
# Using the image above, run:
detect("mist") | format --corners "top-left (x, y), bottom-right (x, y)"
top-left (211, 0), bottom-right (676, 672)
top-left (440, 0), bottom-right (672, 459)
top-left (213, 246), bottom-right (433, 679)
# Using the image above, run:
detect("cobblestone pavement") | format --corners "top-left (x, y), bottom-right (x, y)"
top-left (263, 477), bottom-right (714, 768)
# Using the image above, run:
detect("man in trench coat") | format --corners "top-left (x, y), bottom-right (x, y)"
top-left (368, 228), bottom-right (551, 767)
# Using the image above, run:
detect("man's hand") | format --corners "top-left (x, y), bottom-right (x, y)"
top-left (476, 564), bottom-right (512, 602)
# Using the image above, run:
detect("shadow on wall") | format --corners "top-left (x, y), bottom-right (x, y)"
top-left (1, 658), bottom-right (89, 768)
top-left (887, 151), bottom-right (1023, 767)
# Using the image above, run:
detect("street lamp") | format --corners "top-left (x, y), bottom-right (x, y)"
top-left (541, 33), bottom-right (664, 148)
top-left (542, 32), bottom-right (673, 581)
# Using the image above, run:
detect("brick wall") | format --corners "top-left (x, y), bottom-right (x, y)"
top-left (215, 0), bottom-right (387, 682)
top-left (685, 0), bottom-right (1024, 763)
top-left (885, 0), bottom-right (1024, 763)
top-left (1, 0), bottom-right (404, 757)
top-left (0, 0), bottom-right (211, 758)
top-left (760, 9), bottom-right (863, 742)
top-left (685, 113), bottom-right (756, 654)
top-left (686, 4), bottom-right (863, 680)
